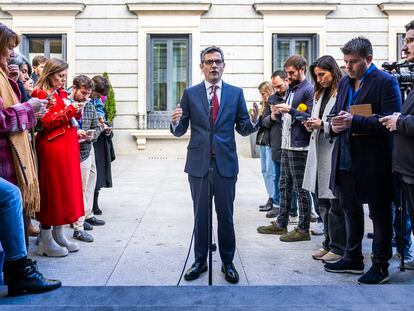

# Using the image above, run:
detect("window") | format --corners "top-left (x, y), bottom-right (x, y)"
top-left (272, 34), bottom-right (319, 72)
top-left (20, 34), bottom-right (67, 64)
top-left (147, 35), bottom-right (191, 129)
top-left (397, 33), bottom-right (405, 61)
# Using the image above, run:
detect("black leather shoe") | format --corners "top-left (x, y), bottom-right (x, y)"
top-left (221, 262), bottom-right (239, 284)
top-left (184, 260), bottom-right (207, 281)
top-left (84, 221), bottom-right (93, 231)
top-left (85, 217), bottom-right (105, 226)
top-left (7, 259), bottom-right (61, 296)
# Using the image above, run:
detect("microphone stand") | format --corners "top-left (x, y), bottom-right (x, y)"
top-left (208, 97), bottom-right (216, 285)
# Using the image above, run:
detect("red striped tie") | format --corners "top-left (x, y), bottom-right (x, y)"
top-left (212, 85), bottom-right (219, 125)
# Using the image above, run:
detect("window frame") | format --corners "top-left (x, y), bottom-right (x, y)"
top-left (146, 34), bottom-right (192, 129)
top-left (272, 33), bottom-right (319, 72)
top-left (20, 33), bottom-right (67, 62)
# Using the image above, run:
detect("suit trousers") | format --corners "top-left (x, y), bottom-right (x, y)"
top-left (188, 159), bottom-right (236, 264)
top-left (337, 170), bottom-right (393, 267)
top-left (318, 198), bottom-right (346, 255)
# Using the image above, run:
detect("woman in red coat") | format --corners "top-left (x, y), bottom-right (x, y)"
top-left (34, 58), bottom-right (84, 257)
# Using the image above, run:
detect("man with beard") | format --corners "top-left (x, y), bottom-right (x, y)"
top-left (325, 37), bottom-right (401, 284)
top-left (170, 46), bottom-right (258, 283)
top-left (257, 55), bottom-right (314, 242)
top-left (71, 75), bottom-right (105, 243)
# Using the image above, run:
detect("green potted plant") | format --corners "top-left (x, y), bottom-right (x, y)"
top-left (102, 72), bottom-right (116, 125)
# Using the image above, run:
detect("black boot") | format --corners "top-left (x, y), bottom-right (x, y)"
top-left (92, 191), bottom-right (102, 215)
top-left (6, 258), bottom-right (61, 296)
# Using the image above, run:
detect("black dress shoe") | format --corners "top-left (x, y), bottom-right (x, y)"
top-left (85, 217), bottom-right (105, 226)
top-left (84, 221), bottom-right (93, 231)
top-left (7, 259), bottom-right (61, 296)
top-left (221, 262), bottom-right (239, 284)
top-left (184, 260), bottom-right (207, 281)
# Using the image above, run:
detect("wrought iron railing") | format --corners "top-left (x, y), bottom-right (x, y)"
top-left (137, 112), bottom-right (171, 130)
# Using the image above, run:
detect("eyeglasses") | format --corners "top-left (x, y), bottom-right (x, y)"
top-left (404, 37), bottom-right (414, 45)
top-left (203, 59), bottom-right (223, 66)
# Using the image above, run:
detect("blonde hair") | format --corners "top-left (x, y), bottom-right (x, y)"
top-left (36, 58), bottom-right (68, 90)
top-left (258, 81), bottom-right (274, 116)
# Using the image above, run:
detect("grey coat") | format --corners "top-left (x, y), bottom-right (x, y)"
top-left (302, 91), bottom-right (337, 199)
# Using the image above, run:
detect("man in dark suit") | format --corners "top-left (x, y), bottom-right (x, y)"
top-left (381, 19), bottom-right (414, 269)
top-left (324, 37), bottom-right (401, 284)
top-left (170, 46), bottom-right (258, 283)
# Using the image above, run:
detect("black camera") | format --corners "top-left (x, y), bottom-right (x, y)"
top-left (382, 60), bottom-right (414, 90)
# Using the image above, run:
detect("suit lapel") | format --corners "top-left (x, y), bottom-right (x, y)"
top-left (215, 81), bottom-right (228, 125)
top-left (355, 68), bottom-right (377, 105)
top-left (197, 82), bottom-right (209, 115)
top-left (339, 80), bottom-right (350, 111)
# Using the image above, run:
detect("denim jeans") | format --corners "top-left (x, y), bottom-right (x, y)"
top-left (259, 146), bottom-right (275, 199)
top-left (393, 202), bottom-right (412, 257)
top-left (0, 178), bottom-right (27, 262)
top-left (273, 160), bottom-right (281, 206)
top-left (0, 244), bottom-right (4, 285)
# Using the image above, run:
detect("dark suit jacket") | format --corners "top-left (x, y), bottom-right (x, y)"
top-left (393, 90), bottom-right (414, 179)
top-left (329, 65), bottom-right (402, 203)
top-left (171, 81), bottom-right (257, 178)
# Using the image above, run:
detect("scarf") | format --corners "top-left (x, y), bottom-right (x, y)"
top-left (0, 68), bottom-right (40, 215)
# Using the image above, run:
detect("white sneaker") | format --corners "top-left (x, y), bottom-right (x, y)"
top-left (310, 222), bottom-right (324, 236)
top-left (288, 216), bottom-right (298, 224)
top-left (401, 258), bottom-right (414, 270)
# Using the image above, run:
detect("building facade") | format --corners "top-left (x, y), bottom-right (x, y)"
top-left (0, 0), bottom-right (413, 153)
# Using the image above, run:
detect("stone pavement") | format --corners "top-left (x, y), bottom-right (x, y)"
top-left (18, 153), bottom-right (413, 287)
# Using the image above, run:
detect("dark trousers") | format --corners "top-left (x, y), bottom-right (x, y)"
top-left (337, 170), bottom-right (393, 267)
top-left (318, 198), bottom-right (346, 256)
top-left (277, 150), bottom-right (312, 230)
top-left (402, 181), bottom-right (414, 235)
top-left (188, 159), bottom-right (236, 264)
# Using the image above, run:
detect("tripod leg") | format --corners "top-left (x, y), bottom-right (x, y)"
top-left (400, 189), bottom-right (406, 272)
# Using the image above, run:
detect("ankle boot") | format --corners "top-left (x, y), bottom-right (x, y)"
top-left (28, 219), bottom-right (40, 237)
top-left (36, 229), bottom-right (68, 257)
top-left (93, 191), bottom-right (102, 215)
top-left (7, 258), bottom-right (61, 296)
top-left (52, 226), bottom-right (80, 252)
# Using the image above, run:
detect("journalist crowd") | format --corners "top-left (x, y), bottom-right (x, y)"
top-left (254, 19), bottom-right (414, 285)
top-left (0, 23), bottom-right (115, 295)
top-left (1, 14), bottom-right (414, 295)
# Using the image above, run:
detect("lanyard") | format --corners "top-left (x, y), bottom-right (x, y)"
top-left (347, 64), bottom-right (375, 110)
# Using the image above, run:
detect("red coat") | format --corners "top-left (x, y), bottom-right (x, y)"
top-left (34, 88), bottom-right (84, 226)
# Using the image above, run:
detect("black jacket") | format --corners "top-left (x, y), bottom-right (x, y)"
top-left (329, 66), bottom-right (402, 204)
top-left (262, 93), bottom-right (283, 161)
top-left (393, 90), bottom-right (414, 179)
top-left (255, 103), bottom-right (271, 147)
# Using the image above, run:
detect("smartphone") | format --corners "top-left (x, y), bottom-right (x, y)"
top-left (86, 129), bottom-right (95, 136)
top-left (372, 114), bottom-right (384, 118)
top-left (295, 115), bottom-right (308, 122)
top-left (326, 113), bottom-right (338, 120)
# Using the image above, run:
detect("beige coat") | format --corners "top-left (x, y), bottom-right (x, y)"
top-left (302, 91), bottom-right (337, 199)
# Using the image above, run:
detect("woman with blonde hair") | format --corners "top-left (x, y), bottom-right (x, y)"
top-left (255, 81), bottom-right (277, 212)
top-left (33, 58), bottom-right (84, 257)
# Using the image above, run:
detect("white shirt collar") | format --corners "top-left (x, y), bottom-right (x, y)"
top-left (204, 80), bottom-right (222, 91)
